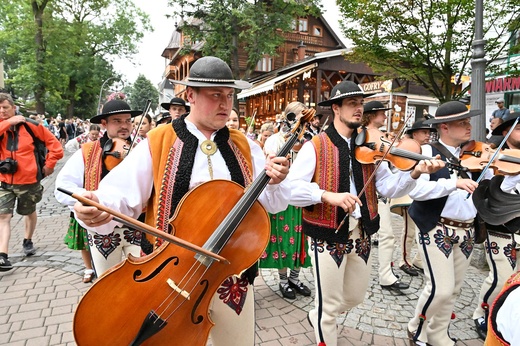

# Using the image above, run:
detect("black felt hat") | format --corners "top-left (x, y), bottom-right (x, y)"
top-left (363, 100), bottom-right (391, 113)
top-left (406, 119), bottom-right (437, 135)
top-left (472, 175), bottom-right (520, 231)
top-left (423, 101), bottom-right (480, 125)
top-left (318, 81), bottom-right (365, 107)
top-left (91, 100), bottom-right (142, 124)
top-left (156, 111), bottom-right (172, 124)
top-left (171, 56), bottom-right (251, 90)
top-left (492, 112), bottom-right (520, 135)
top-left (160, 97), bottom-right (190, 111)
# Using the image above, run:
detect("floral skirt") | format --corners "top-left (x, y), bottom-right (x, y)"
top-left (64, 217), bottom-right (89, 251)
top-left (259, 205), bottom-right (311, 269)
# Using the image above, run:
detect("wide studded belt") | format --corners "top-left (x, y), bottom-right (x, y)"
top-left (439, 217), bottom-right (474, 228)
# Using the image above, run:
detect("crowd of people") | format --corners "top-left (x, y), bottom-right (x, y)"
top-left (0, 56), bottom-right (518, 346)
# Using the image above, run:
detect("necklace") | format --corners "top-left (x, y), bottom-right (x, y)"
top-left (200, 139), bottom-right (217, 179)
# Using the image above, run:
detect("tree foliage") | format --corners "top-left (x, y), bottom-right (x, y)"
top-left (167, 0), bottom-right (322, 80)
top-left (0, 0), bottom-right (152, 117)
top-left (336, 0), bottom-right (520, 102)
top-left (127, 74), bottom-right (160, 114)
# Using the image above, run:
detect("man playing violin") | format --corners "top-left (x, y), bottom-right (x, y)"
top-left (406, 101), bottom-right (494, 346)
top-left (72, 56), bottom-right (290, 346)
top-left (287, 80), bottom-right (445, 346)
top-left (55, 100), bottom-right (143, 278)
top-left (360, 100), bottom-right (411, 295)
top-left (471, 112), bottom-right (520, 340)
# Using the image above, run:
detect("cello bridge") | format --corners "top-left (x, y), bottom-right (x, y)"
top-left (167, 278), bottom-right (191, 300)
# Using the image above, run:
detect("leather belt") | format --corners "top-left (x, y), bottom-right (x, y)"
top-left (439, 217), bottom-right (474, 228)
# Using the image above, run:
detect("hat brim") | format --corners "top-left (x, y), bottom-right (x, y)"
top-left (423, 109), bottom-right (480, 125)
top-left (161, 102), bottom-right (191, 111)
top-left (492, 116), bottom-right (520, 135)
top-left (171, 79), bottom-right (252, 90)
top-left (406, 127), bottom-right (437, 134)
top-left (318, 90), bottom-right (366, 107)
top-left (90, 110), bottom-right (142, 124)
top-left (365, 107), bottom-right (392, 113)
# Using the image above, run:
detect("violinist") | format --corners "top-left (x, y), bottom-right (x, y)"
top-left (72, 57), bottom-right (290, 346)
top-left (406, 101), bottom-right (493, 346)
top-left (398, 118), bottom-right (438, 277)
top-left (361, 100), bottom-right (411, 294)
top-left (471, 112), bottom-right (520, 340)
top-left (287, 81), bottom-right (445, 346)
top-left (54, 100), bottom-right (143, 278)
top-left (304, 112), bottom-right (322, 140)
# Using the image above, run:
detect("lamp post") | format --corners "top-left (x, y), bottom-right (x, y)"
top-left (97, 77), bottom-right (124, 113)
top-left (470, 0), bottom-right (487, 141)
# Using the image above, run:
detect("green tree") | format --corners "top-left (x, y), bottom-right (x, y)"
top-left (336, 0), bottom-right (520, 102)
top-left (127, 74), bottom-right (160, 114)
top-left (167, 0), bottom-right (322, 81)
top-left (0, 0), bottom-right (151, 116)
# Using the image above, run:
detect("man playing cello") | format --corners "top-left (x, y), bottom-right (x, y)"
top-left (72, 56), bottom-right (290, 345)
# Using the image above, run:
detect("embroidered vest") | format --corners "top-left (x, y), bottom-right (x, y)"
top-left (81, 140), bottom-right (104, 191)
top-left (145, 120), bottom-right (253, 247)
top-left (485, 270), bottom-right (520, 346)
top-left (302, 124), bottom-right (379, 243)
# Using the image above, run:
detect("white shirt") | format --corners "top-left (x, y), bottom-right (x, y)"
top-left (496, 286), bottom-right (520, 344)
top-left (59, 120), bottom-right (290, 234)
top-left (288, 133), bottom-right (417, 218)
top-left (408, 139), bottom-right (493, 221)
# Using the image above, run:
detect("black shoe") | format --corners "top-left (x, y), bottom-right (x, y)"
top-left (279, 283), bottom-right (296, 299)
top-left (288, 280), bottom-right (311, 296)
top-left (0, 255), bottom-right (13, 271)
top-left (407, 330), bottom-right (430, 346)
top-left (381, 280), bottom-right (409, 294)
top-left (413, 264), bottom-right (424, 274)
top-left (474, 317), bottom-right (487, 340)
top-left (23, 239), bottom-right (36, 256)
top-left (400, 264), bottom-right (419, 276)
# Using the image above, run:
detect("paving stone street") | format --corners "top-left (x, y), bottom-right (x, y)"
top-left (0, 151), bottom-right (486, 345)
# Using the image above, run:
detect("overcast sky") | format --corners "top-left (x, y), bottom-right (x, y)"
top-left (115, 0), bottom-right (348, 87)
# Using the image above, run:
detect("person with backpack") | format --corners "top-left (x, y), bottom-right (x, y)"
top-left (0, 93), bottom-right (63, 271)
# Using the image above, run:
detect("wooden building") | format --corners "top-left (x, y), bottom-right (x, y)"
top-left (159, 14), bottom-right (438, 133)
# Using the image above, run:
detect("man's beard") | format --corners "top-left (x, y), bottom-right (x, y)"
top-left (507, 137), bottom-right (520, 150)
top-left (344, 119), bottom-right (361, 130)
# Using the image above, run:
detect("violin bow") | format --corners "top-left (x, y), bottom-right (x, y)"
top-left (128, 99), bottom-right (152, 153)
top-left (465, 116), bottom-right (520, 199)
top-left (318, 115), bottom-right (329, 134)
top-left (247, 109), bottom-right (257, 134)
top-left (335, 109), bottom-right (415, 234)
top-left (57, 187), bottom-right (229, 264)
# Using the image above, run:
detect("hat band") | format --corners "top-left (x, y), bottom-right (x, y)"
top-left (435, 109), bottom-right (471, 121)
top-left (331, 91), bottom-right (364, 100)
top-left (188, 77), bottom-right (236, 83)
top-left (105, 109), bottom-right (132, 114)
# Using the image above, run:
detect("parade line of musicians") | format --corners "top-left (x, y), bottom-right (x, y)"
top-left (1, 56), bottom-right (519, 346)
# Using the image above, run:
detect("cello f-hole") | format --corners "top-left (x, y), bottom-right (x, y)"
top-left (133, 257), bottom-right (179, 282)
top-left (191, 279), bottom-right (209, 324)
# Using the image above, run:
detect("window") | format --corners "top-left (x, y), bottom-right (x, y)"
top-left (298, 18), bottom-right (308, 32)
top-left (313, 26), bottom-right (322, 37)
top-left (255, 56), bottom-right (273, 72)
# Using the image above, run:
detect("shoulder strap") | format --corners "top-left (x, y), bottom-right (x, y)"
top-left (430, 142), bottom-right (470, 179)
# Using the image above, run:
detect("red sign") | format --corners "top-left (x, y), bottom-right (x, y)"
top-left (485, 76), bottom-right (520, 93)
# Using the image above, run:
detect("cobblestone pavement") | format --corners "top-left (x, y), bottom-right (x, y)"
top-left (0, 151), bottom-right (485, 345)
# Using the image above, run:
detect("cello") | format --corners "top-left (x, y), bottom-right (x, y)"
top-left (71, 109), bottom-right (316, 345)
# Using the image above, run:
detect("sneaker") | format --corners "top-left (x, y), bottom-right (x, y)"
top-left (23, 239), bottom-right (36, 256)
top-left (0, 256), bottom-right (13, 271)
top-left (474, 317), bottom-right (487, 340)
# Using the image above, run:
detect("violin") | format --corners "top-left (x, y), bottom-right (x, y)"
top-left (72, 108), bottom-right (317, 345)
top-left (102, 137), bottom-right (131, 170)
top-left (460, 140), bottom-right (520, 175)
top-left (355, 128), bottom-right (466, 172)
